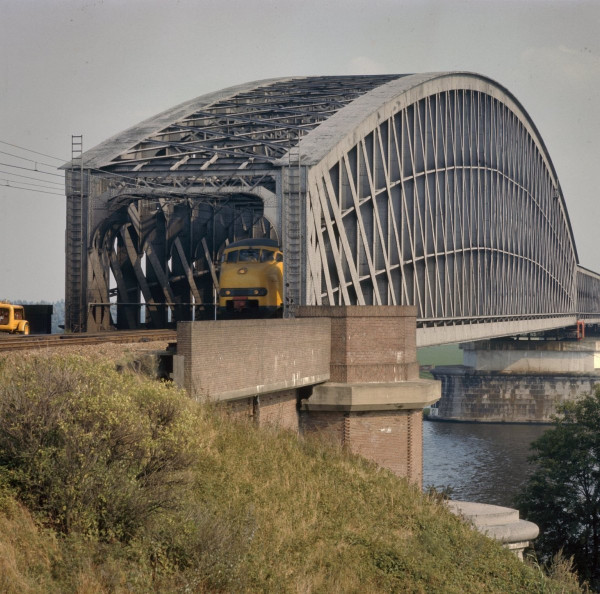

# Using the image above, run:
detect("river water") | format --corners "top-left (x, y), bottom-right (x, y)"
top-left (422, 420), bottom-right (550, 508)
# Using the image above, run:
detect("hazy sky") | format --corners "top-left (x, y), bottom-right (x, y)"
top-left (1, 0), bottom-right (599, 302)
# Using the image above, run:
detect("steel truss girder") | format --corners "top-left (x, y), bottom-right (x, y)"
top-left (68, 73), bottom-right (600, 338)
top-left (86, 196), bottom-right (276, 330)
top-left (576, 266), bottom-right (600, 319)
top-left (302, 84), bottom-right (578, 327)
top-left (102, 76), bottom-right (400, 176)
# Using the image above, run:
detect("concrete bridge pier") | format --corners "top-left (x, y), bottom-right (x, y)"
top-left (298, 306), bottom-right (440, 485)
top-left (432, 337), bottom-right (600, 422)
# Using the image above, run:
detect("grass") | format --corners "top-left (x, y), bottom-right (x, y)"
top-left (0, 352), bottom-right (584, 593)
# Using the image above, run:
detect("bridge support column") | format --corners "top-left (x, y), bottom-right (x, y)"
top-left (297, 306), bottom-right (440, 485)
top-left (432, 338), bottom-right (600, 422)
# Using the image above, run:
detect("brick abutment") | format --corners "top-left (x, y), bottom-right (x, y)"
top-left (172, 311), bottom-right (540, 555)
top-left (173, 306), bottom-right (439, 486)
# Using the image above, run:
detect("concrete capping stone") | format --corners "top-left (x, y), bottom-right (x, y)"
top-left (297, 305), bottom-right (417, 318)
top-left (481, 520), bottom-right (540, 544)
top-left (303, 379), bottom-right (440, 411)
top-left (447, 501), bottom-right (539, 554)
top-left (447, 501), bottom-right (520, 526)
top-left (207, 374), bottom-right (330, 403)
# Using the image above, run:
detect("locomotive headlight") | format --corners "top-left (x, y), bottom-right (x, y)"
top-left (238, 267), bottom-right (248, 274)
top-left (225, 290), bottom-right (231, 296)
top-left (253, 290), bottom-right (259, 295)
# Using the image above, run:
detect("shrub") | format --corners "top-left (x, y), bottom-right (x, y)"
top-left (0, 354), bottom-right (200, 542)
top-left (516, 388), bottom-right (600, 589)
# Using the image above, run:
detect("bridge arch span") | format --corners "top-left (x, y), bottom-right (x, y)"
top-left (284, 73), bottom-right (578, 341)
top-left (65, 73), bottom-right (594, 339)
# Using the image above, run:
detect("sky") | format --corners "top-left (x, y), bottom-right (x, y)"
top-left (1, 0), bottom-right (599, 302)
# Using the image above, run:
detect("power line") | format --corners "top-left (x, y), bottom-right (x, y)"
top-left (0, 139), bottom-right (66, 162)
top-left (1, 182), bottom-right (63, 197)
top-left (0, 137), bottom-right (195, 191)
top-left (0, 150), bottom-right (60, 170)
top-left (0, 137), bottom-right (223, 195)
top-left (0, 169), bottom-right (64, 187)
top-left (0, 162), bottom-right (64, 178)
top-left (1, 141), bottom-right (171, 193)
top-left (1, 178), bottom-right (63, 192)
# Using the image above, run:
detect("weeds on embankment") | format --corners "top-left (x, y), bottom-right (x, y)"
top-left (0, 352), bottom-right (585, 592)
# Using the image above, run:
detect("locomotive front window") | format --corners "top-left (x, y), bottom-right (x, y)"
top-left (14, 309), bottom-right (23, 320)
top-left (225, 251), bottom-right (239, 263)
top-left (276, 253), bottom-right (283, 262)
top-left (260, 249), bottom-right (275, 262)
top-left (238, 249), bottom-right (260, 262)
top-left (0, 308), bottom-right (8, 324)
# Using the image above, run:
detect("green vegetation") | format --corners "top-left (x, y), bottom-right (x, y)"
top-left (517, 388), bottom-right (600, 590)
top-left (417, 344), bottom-right (463, 367)
top-left (0, 353), bottom-right (582, 592)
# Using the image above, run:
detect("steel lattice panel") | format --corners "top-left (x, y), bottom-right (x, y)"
top-left (303, 87), bottom-right (577, 326)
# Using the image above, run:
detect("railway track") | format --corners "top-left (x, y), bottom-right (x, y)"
top-left (0, 329), bottom-right (177, 352)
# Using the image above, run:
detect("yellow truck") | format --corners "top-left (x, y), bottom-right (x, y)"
top-left (0, 303), bottom-right (29, 335)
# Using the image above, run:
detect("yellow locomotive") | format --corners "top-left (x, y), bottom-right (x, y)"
top-left (218, 238), bottom-right (283, 317)
top-left (0, 303), bottom-right (29, 335)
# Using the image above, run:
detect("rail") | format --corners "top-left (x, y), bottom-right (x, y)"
top-left (0, 329), bottom-right (176, 352)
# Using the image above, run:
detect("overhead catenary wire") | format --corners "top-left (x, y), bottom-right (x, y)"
top-left (0, 139), bottom-right (65, 162)
top-left (0, 150), bottom-right (62, 170)
top-left (1, 182), bottom-right (63, 197)
top-left (1, 177), bottom-right (64, 191)
top-left (0, 162), bottom-right (64, 178)
top-left (0, 137), bottom-right (183, 190)
top-left (0, 137), bottom-right (240, 195)
top-left (0, 169), bottom-right (64, 186)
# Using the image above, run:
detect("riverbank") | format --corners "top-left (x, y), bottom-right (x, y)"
top-left (0, 351), bottom-right (582, 592)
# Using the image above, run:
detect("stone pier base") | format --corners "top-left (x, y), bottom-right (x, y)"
top-left (300, 381), bottom-right (439, 482)
top-left (432, 338), bottom-right (600, 422)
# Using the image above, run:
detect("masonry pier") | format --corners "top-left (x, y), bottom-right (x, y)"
top-left (173, 306), bottom-right (440, 485)
top-left (432, 337), bottom-right (600, 422)
top-left (297, 307), bottom-right (439, 483)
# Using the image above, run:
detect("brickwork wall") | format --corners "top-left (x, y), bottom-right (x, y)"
top-left (223, 391), bottom-right (299, 432)
top-left (299, 409), bottom-right (423, 483)
top-left (225, 396), bottom-right (254, 420)
top-left (433, 367), bottom-right (600, 422)
top-left (175, 318), bottom-right (330, 400)
top-left (299, 410), bottom-right (346, 446)
top-left (297, 306), bottom-right (419, 382)
top-left (177, 307), bottom-right (428, 485)
top-left (348, 410), bottom-right (422, 482)
top-left (257, 390), bottom-right (298, 432)
top-left (297, 306), bottom-right (427, 485)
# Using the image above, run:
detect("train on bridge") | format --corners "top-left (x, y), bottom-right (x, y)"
top-left (218, 238), bottom-right (284, 318)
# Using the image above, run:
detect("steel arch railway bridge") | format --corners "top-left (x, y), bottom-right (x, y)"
top-left (63, 72), bottom-right (600, 344)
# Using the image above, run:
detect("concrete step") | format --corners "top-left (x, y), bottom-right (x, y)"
top-left (447, 500), bottom-right (519, 526)
top-left (447, 500), bottom-right (539, 557)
